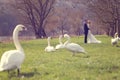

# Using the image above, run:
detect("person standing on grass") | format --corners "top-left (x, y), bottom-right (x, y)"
top-left (83, 20), bottom-right (90, 43)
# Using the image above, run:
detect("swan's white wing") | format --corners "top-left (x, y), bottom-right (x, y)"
top-left (0, 50), bottom-right (25, 71)
top-left (0, 51), bottom-right (10, 68)
top-left (45, 46), bottom-right (55, 52)
top-left (111, 38), bottom-right (118, 45)
top-left (65, 43), bottom-right (85, 53)
top-left (55, 44), bottom-right (64, 49)
top-left (55, 44), bottom-right (61, 49)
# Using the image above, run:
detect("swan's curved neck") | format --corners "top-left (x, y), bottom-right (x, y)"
top-left (47, 38), bottom-right (51, 46)
top-left (64, 37), bottom-right (70, 46)
top-left (13, 29), bottom-right (23, 52)
top-left (114, 33), bottom-right (118, 38)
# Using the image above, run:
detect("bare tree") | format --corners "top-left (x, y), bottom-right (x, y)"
top-left (15, 0), bottom-right (55, 38)
top-left (0, 1), bottom-right (17, 36)
top-left (57, 14), bottom-right (68, 35)
top-left (54, 0), bottom-right (86, 36)
top-left (83, 0), bottom-right (120, 36)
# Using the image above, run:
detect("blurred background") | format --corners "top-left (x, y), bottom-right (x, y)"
top-left (0, 0), bottom-right (120, 41)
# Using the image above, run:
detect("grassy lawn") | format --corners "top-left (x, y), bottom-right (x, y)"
top-left (0, 35), bottom-right (120, 80)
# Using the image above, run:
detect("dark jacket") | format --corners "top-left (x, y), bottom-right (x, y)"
top-left (84, 23), bottom-right (89, 34)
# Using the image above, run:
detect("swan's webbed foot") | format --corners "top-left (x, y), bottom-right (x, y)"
top-left (8, 70), bottom-right (10, 74)
top-left (7, 70), bottom-right (10, 77)
top-left (17, 69), bottom-right (25, 78)
top-left (17, 69), bottom-right (20, 77)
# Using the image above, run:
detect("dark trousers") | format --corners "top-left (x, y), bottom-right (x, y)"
top-left (84, 33), bottom-right (88, 43)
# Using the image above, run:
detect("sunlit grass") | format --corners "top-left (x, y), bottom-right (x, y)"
top-left (0, 35), bottom-right (120, 80)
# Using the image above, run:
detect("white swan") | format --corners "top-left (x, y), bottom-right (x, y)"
top-left (55, 35), bottom-right (64, 50)
top-left (45, 37), bottom-right (55, 52)
top-left (64, 34), bottom-right (86, 56)
top-left (0, 24), bottom-right (26, 76)
top-left (111, 32), bottom-right (119, 46)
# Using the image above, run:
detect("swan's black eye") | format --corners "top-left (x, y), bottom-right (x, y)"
top-left (22, 27), bottom-right (25, 30)
top-left (22, 27), bottom-right (27, 30)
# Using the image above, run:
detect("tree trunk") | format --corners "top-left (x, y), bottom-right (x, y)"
top-left (35, 27), bottom-right (47, 38)
top-left (118, 19), bottom-right (120, 37)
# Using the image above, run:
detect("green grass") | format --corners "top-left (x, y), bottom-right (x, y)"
top-left (0, 35), bottom-right (120, 80)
